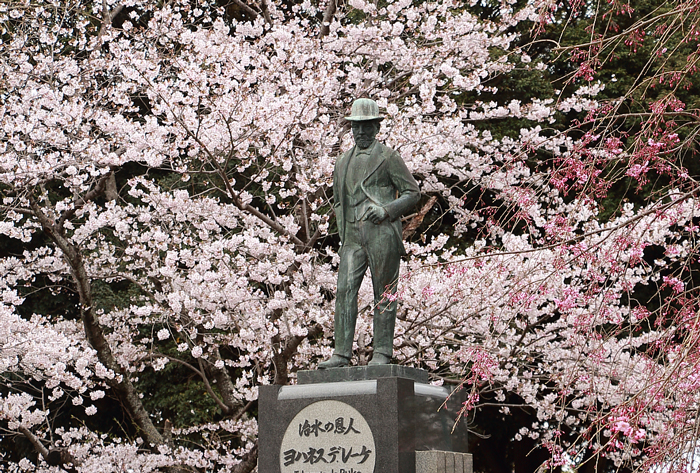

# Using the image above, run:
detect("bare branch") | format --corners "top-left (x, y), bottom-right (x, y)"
top-left (19, 426), bottom-right (49, 460)
top-left (97, 2), bottom-right (125, 42)
top-left (319, 0), bottom-right (336, 37)
top-left (140, 353), bottom-right (233, 415)
top-left (197, 358), bottom-right (234, 415)
top-left (230, 0), bottom-right (261, 21)
top-left (232, 443), bottom-right (258, 473)
top-left (402, 195), bottom-right (437, 239)
top-left (57, 170), bottom-right (114, 234)
top-left (259, 0), bottom-right (272, 25)
top-left (19, 427), bottom-right (80, 469)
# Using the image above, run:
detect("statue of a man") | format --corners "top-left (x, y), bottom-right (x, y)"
top-left (319, 98), bottom-right (420, 369)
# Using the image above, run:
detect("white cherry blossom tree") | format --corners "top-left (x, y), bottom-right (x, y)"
top-left (1, 0), bottom-right (699, 471)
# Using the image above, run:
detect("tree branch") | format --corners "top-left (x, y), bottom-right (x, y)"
top-left (259, 0), bottom-right (272, 24)
top-left (0, 205), bottom-right (34, 216)
top-left (230, 0), bottom-right (261, 21)
top-left (19, 427), bottom-right (79, 469)
top-left (272, 323), bottom-right (323, 384)
top-left (426, 188), bottom-right (698, 268)
top-left (196, 357), bottom-right (234, 415)
top-left (141, 353), bottom-right (234, 415)
top-left (97, 2), bottom-right (125, 42)
top-left (150, 96), bottom-right (306, 248)
top-left (19, 426), bottom-right (49, 460)
top-left (57, 171), bottom-right (113, 234)
top-left (403, 195), bottom-right (437, 239)
top-left (232, 444), bottom-right (258, 473)
top-left (27, 194), bottom-right (165, 449)
top-left (202, 347), bottom-right (244, 413)
top-left (319, 0), bottom-right (336, 37)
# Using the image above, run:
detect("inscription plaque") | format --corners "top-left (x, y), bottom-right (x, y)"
top-left (279, 400), bottom-right (376, 473)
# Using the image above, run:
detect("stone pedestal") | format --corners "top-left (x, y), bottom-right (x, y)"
top-left (258, 366), bottom-right (471, 473)
top-left (415, 451), bottom-right (473, 473)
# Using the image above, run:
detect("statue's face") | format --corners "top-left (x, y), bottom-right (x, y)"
top-left (351, 120), bottom-right (380, 149)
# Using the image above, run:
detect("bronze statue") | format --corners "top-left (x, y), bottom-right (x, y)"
top-left (319, 98), bottom-right (420, 369)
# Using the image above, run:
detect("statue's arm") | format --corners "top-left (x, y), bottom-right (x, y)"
top-left (333, 156), bottom-right (345, 242)
top-left (383, 151), bottom-right (420, 221)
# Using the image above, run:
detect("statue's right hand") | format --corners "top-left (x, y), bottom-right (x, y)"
top-left (366, 205), bottom-right (388, 224)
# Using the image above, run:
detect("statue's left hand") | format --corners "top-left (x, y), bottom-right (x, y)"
top-left (367, 205), bottom-right (388, 224)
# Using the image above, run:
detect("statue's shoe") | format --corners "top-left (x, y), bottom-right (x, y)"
top-left (318, 354), bottom-right (350, 369)
top-left (368, 353), bottom-right (391, 366)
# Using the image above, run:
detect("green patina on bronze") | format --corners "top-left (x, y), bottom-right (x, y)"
top-left (319, 99), bottom-right (420, 369)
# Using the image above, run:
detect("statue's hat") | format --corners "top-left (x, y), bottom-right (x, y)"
top-left (345, 98), bottom-right (384, 121)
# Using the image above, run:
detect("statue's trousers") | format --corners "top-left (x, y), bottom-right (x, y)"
top-left (334, 216), bottom-right (400, 359)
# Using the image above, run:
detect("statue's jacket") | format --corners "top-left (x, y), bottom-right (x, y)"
top-left (333, 141), bottom-right (420, 255)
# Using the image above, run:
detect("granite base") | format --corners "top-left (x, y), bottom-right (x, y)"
top-left (258, 366), bottom-right (467, 473)
top-left (297, 365), bottom-right (429, 385)
top-left (416, 451), bottom-right (473, 473)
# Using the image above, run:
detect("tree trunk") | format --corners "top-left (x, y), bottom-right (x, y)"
top-left (319, 0), bottom-right (336, 37)
top-left (29, 197), bottom-right (165, 449)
